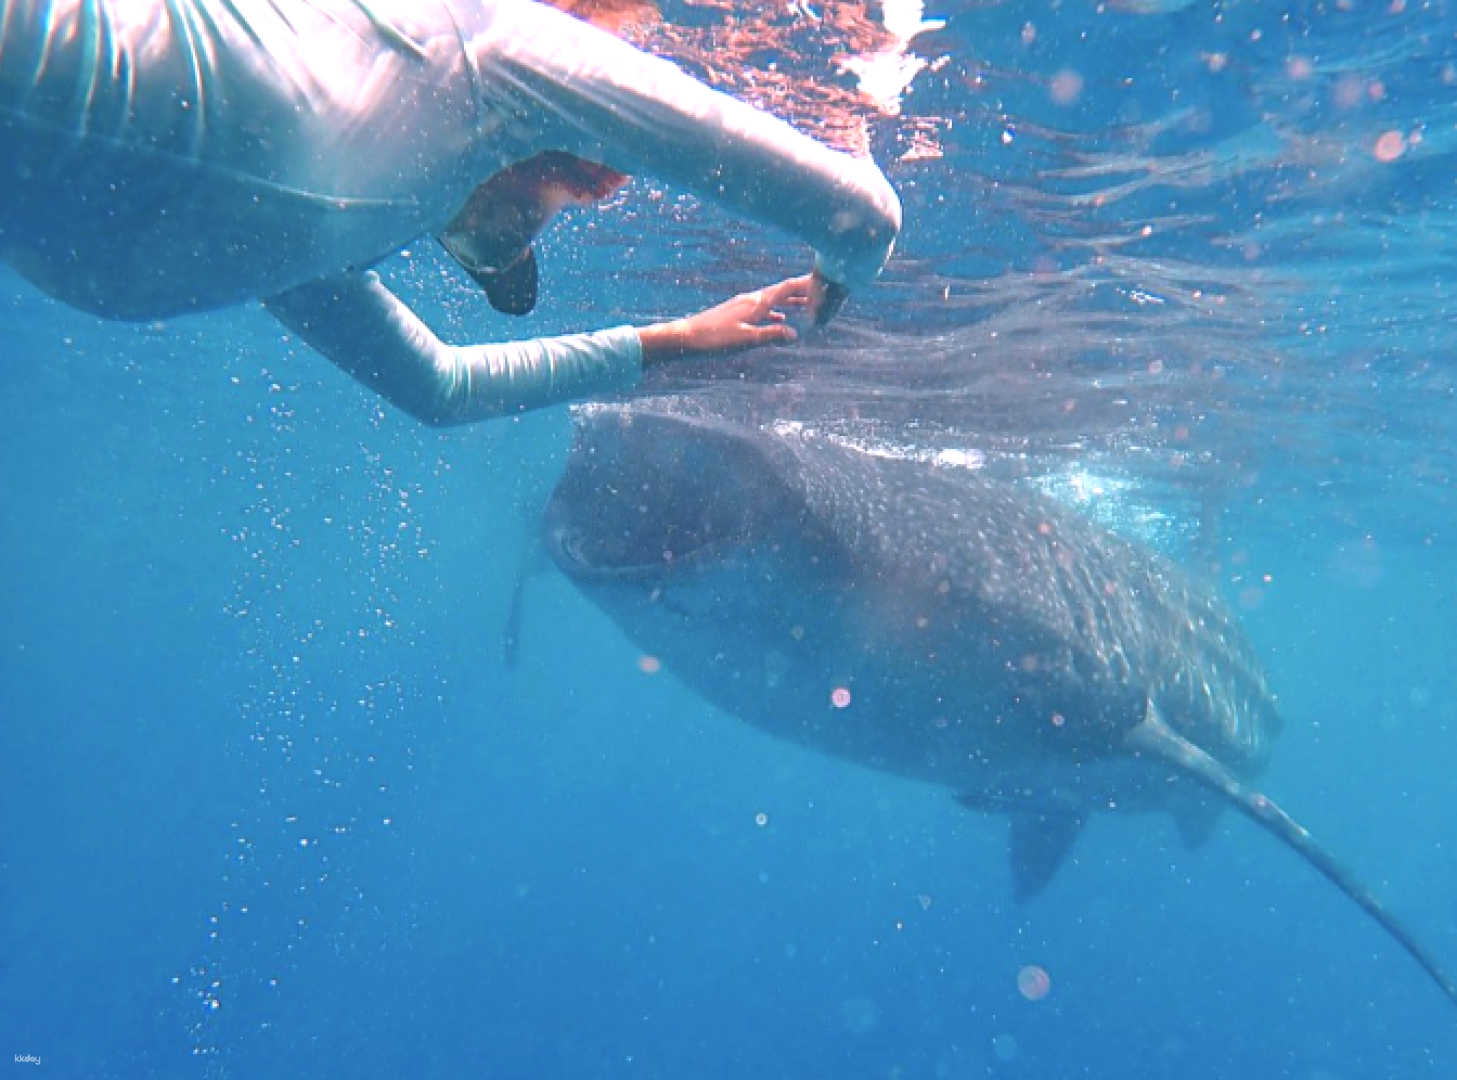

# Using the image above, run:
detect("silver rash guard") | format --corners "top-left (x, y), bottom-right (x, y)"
top-left (0, 0), bottom-right (902, 425)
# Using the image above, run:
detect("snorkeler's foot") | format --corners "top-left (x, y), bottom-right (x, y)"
top-left (440, 153), bottom-right (629, 316)
top-left (460, 246), bottom-right (540, 316)
top-left (809, 268), bottom-right (850, 326)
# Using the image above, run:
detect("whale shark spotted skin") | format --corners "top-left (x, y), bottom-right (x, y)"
top-left (542, 400), bottom-right (1457, 1010)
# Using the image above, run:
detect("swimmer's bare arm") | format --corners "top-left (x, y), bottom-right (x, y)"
top-left (637, 275), bottom-right (812, 366)
top-left (263, 272), bottom-right (811, 427)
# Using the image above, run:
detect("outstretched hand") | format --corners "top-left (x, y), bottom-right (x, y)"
top-left (639, 275), bottom-right (826, 366)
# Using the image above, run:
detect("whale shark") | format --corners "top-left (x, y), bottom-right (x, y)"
top-left (541, 399), bottom-right (1457, 1009)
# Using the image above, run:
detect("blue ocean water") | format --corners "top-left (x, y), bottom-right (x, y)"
top-left (3, 1), bottom-right (1457, 1077)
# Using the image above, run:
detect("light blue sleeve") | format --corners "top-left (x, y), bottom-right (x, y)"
top-left (467, 0), bottom-right (902, 292)
top-left (264, 271), bottom-right (643, 427)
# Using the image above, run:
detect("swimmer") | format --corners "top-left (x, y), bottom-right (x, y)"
top-left (0, 0), bottom-right (901, 425)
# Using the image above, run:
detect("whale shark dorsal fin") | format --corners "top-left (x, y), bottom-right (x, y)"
top-left (955, 793), bottom-right (1084, 903)
top-left (1129, 700), bottom-right (1457, 1010)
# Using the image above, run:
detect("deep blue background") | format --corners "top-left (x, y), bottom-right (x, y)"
top-left (5, 1), bottom-right (1457, 1077)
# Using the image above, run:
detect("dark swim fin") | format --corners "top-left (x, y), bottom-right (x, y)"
top-left (1128, 701), bottom-right (1457, 1011)
top-left (955, 793), bottom-right (1085, 902)
top-left (461, 245), bottom-right (541, 316)
top-left (440, 152), bottom-right (626, 318)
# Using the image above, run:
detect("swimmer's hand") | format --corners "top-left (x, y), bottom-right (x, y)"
top-left (638, 275), bottom-right (813, 367)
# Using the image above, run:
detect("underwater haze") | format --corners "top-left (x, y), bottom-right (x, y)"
top-left (4, 1), bottom-right (1457, 1077)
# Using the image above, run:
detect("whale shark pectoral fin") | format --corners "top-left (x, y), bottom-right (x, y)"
top-left (955, 793), bottom-right (1084, 903)
top-left (1128, 700), bottom-right (1457, 1011)
top-left (502, 533), bottom-right (533, 671)
top-left (1173, 798), bottom-right (1224, 849)
top-left (953, 791), bottom-right (1034, 814)
top-left (503, 483), bottom-right (558, 671)
top-left (1009, 809), bottom-right (1085, 903)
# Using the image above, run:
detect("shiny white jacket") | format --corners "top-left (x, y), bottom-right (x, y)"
top-left (0, 0), bottom-right (901, 423)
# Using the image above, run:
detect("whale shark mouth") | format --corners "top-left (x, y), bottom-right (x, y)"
top-left (546, 525), bottom-right (653, 579)
top-left (543, 408), bottom-right (802, 584)
top-left (546, 522), bottom-right (752, 583)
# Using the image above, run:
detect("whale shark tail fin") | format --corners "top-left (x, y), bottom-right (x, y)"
top-left (1129, 701), bottom-right (1457, 1011)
